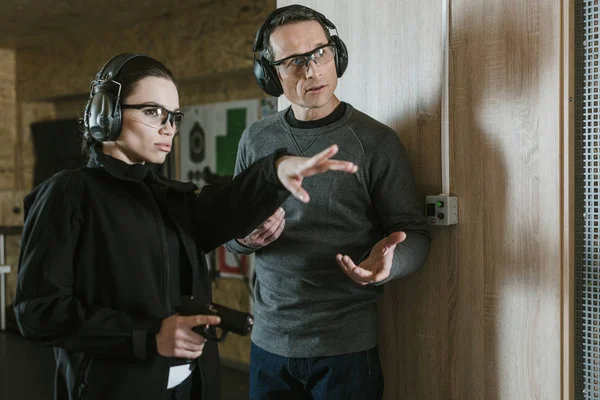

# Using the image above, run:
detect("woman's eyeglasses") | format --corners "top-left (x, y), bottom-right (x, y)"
top-left (121, 103), bottom-right (184, 133)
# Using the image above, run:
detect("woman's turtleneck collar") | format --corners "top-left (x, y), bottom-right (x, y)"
top-left (87, 143), bottom-right (152, 182)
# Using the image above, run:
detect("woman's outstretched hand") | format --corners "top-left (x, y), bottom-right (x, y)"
top-left (275, 144), bottom-right (358, 203)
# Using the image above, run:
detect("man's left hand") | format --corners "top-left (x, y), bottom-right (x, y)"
top-left (336, 232), bottom-right (407, 285)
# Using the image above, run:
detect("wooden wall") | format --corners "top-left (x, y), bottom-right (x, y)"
top-left (0, 49), bottom-right (17, 190)
top-left (279, 0), bottom-right (565, 399)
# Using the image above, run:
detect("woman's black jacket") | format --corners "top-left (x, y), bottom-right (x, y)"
top-left (13, 148), bottom-right (289, 400)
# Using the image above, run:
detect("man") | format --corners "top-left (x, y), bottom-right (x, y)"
top-left (225, 5), bottom-right (431, 399)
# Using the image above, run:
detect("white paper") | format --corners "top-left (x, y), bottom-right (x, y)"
top-left (166, 364), bottom-right (193, 389)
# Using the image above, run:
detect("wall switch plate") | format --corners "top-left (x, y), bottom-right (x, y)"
top-left (425, 194), bottom-right (458, 226)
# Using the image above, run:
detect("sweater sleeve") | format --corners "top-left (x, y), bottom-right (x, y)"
top-left (14, 171), bottom-right (162, 360)
top-left (367, 131), bottom-right (432, 284)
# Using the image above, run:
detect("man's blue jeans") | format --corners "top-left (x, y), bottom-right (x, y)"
top-left (249, 342), bottom-right (384, 400)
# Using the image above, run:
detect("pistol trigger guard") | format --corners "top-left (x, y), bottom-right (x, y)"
top-left (201, 326), bottom-right (219, 341)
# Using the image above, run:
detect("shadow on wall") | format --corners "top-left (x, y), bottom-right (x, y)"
top-left (380, 1), bottom-right (556, 399)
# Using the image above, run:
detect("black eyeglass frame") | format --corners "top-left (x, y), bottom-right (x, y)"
top-left (270, 42), bottom-right (336, 68)
top-left (121, 103), bottom-right (184, 128)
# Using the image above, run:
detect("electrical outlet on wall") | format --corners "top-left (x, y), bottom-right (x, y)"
top-left (425, 194), bottom-right (458, 226)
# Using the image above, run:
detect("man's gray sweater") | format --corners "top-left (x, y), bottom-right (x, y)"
top-left (225, 104), bottom-right (431, 358)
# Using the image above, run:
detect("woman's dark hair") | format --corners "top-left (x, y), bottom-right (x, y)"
top-left (79, 55), bottom-right (177, 158)
top-left (260, 6), bottom-right (332, 62)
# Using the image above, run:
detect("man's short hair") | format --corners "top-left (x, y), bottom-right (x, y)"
top-left (260, 6), bottom-right (333, 62)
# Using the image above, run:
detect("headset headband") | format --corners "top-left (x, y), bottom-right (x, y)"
top-left (93, 53), bottom-right (146, 88)
top-left (252, 5), bottom-right (337, 53)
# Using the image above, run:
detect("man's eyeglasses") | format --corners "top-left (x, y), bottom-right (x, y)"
top-left (121, 103), bottom-right (184, 133)
top-left (270, 43), bottom-right (336, 76)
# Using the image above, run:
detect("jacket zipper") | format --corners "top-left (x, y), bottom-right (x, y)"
top-left (159, 219), bottom-right (172, 315)
top-left (159, 217), bottom-right (171, 395)
top-left (142, 183), bottom-right (172, 394)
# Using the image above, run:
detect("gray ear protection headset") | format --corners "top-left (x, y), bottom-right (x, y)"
top-left (84, 53), bottom-right (148, 141)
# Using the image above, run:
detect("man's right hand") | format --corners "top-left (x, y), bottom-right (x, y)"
top-left (156, 314), bottom-right (221, 359)
top-left (237, 207), bottom-right (285, 249)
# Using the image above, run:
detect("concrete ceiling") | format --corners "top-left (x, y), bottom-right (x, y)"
top-left (0, 0), bottom-right (214, 49)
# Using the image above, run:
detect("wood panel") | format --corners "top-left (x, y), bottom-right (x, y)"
top-left (279, 0), bottom-right (564, 399)
top-left (0, 190), bottom-right (26, 227)
top-left (452, 1), bottom-right (561, 398)
top-left (0, 49), bottom-right (16, 190)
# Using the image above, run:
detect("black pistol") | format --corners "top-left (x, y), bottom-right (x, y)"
top-left (177, 297), bottom-right (254, 342)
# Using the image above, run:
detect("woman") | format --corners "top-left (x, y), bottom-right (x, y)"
top-left (13, 53), bottom-right (357, 400)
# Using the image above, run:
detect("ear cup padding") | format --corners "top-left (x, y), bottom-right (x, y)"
top-left (331, 35), bottom-right (348, 78)
top-left (253, 57), bottom-right (284, 97)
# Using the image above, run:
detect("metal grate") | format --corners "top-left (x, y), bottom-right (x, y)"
top-left (576, 1), bottom-right (600, 399)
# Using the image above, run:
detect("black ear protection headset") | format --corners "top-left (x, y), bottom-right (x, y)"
top-left (252, 5), bottom-right (349, 97)
top-left (84, 53), bottom-right (148, 141)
